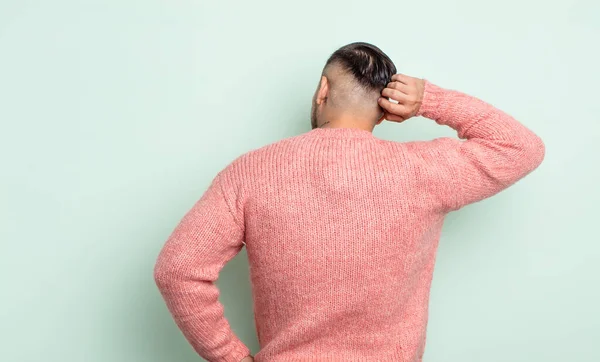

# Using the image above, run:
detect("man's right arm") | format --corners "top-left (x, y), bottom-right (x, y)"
top-left (416, 80), bottom-right (546, 211)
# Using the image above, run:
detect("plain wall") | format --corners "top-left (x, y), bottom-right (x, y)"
top-left (1, 1), bottom-right (598, 361)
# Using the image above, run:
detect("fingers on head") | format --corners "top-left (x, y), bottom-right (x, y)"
top-left (377, 97), bottom-right (394, 112)
top-left (381, 87), bottom-right (405, 101)
top-left (378, 97), bottom-right (406, 115)
top-left (391, 73), bottom-right (409, 84)
top-left (385, 81), bottom-right (409, 96)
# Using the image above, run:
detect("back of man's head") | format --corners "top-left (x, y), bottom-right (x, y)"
top-left (321, 42), bottom-right (397, 123)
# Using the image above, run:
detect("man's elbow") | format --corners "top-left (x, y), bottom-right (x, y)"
top-left (153, 254), bottom-right (201, 294)
top-left (506, 132), bottom-right (545, 183)
top-left (491, 132), bottom-right (545, 187)
top-left (523, 132), bottom-right (546, 173)
top-left (153, 257), bottom-right (177, 291)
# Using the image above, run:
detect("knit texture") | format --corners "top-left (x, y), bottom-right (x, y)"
top-left (153, 80), bottom-right (545, 362)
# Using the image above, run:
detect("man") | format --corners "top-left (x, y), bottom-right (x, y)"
top-left (153, 42), bottom-right (545, 362)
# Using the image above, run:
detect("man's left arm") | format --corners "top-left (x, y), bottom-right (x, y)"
top-left (153, 168), bottom-right (252, 362)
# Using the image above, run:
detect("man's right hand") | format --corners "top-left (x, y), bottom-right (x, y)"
top-left (377, 73), bottom-right (425, 124)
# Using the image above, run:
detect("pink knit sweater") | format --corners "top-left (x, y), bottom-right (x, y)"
top-left (153, 80), bottom-right (545, 362)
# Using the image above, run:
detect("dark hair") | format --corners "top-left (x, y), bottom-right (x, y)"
top-left (324, 42), bottom-right (397, 92)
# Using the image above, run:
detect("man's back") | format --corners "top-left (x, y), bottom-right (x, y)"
top-left (242, 127), bottom-right (452, 361)
top-left (154, 80), bottom-right (545, 362)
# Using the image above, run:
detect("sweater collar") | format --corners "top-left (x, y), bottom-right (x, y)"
top-left (306, 126), bottom-right (375, 139)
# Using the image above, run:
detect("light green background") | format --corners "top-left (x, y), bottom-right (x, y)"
top-left (1, 1), bottom-right (598, 361)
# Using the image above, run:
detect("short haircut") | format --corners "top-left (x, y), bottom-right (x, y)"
top-left (324, 42), bottom-right (397, 92)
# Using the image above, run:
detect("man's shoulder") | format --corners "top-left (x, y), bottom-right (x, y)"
top-left (221, 132), bottom-right (307, 172)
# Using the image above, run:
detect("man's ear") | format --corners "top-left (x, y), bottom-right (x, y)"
top-left (316, 76), bottom-right (329, 105)
top-left (376, 112), bottom-right (385, 125)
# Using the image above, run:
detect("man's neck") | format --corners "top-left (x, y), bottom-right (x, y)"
top-left (318, 122), bottom-right (374, 133)
top-left (318, 117), bottom-right (374, 132)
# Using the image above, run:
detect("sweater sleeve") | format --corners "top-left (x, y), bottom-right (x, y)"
top-left (153, 167), bottom-right (251, 362)
top-left (416, 80), bottom-right (546, 211)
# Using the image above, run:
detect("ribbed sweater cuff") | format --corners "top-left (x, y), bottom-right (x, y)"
top-left (415, 79), bottom-right (448, 122)
top-left (214, 338), bottom-right (251, 362)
